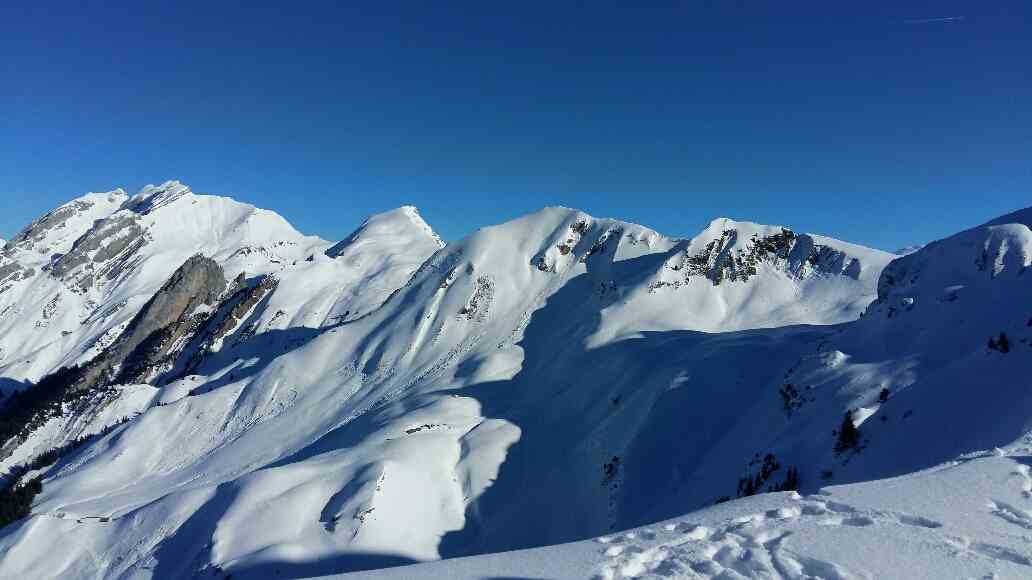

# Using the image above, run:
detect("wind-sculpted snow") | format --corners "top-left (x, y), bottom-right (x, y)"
top-left (0, 188), bottom-right (1030, 579)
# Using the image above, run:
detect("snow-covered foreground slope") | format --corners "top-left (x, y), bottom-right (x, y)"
top-left (0, 184), bottom-right (1029, 579)
top-left (355, 447), bottom-right (1032, 580)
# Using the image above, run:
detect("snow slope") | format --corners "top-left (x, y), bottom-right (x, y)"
top-left (355, 447), bottom-right (1032, 580)
top-left (1, 184), bottom-right (1029, 579)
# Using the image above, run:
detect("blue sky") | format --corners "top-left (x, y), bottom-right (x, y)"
top-left (1, 1), bottom-right (1029, 250)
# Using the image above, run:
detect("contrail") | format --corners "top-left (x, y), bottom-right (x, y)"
top-left (902, 16), bottom-right (965, 24)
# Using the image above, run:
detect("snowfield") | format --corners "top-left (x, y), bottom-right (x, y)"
top-left (0, 182), bottom-right (1030, 579)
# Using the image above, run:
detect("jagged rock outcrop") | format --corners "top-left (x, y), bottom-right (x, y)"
top-left (0, 256), bottom-right (250, 463)
top-left (3, 198), bottom-right (103, 255)
top-left (0, 258), bottom-right (34, 288)
top-left (1, 190), bottom-right (129, 279)
top-left (50, 215), bottom-right (149, 292)
top-left (696, 228), bottom-right (860, 284)
top-left (109, 255), bottom-right (228, 383)
top-left (658, 224), bottom-right (864, 289)
top-left (75, 255), bottom-right (229, 388)
top-left (0, 196), bottom-right (110, 286)
top-left (166, 273), bottom-right (280, 382)
top-left (205, 274), bottom-right (278, 345)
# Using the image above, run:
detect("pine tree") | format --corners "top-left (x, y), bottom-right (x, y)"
top-left (998, 332), bottom-right (1010, 353)
top-left (0, 478), bottom-right (42, 527)
top-left (771, 466), bottom-right (800, 492)
top-left (834, 411), bottom-right (860, 453)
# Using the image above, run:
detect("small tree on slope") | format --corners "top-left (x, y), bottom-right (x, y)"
top-left (835, 411), bottom-right (860, 453)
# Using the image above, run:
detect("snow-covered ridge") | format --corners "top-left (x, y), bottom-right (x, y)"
top-left (3, 182), bottom-right (1030, 580)
top-left (879, 207), bottom-right (1031, 300)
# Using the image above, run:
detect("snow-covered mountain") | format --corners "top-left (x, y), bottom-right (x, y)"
top-left (0, 181), bottom-right (329, 385)
top-left (0, 182), bottom-right (1029, 580)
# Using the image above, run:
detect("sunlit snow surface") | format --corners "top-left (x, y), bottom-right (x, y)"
top-left (1, 183), bottom-right (1031, 580)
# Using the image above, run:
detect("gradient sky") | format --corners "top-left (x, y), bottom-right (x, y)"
top-left (2, 1), bottom-right (1029, 250)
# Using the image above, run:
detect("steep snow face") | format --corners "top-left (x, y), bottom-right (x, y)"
top-left (860, 206), bottom-right (1032, 370)
top-left (813, 209), bottom-right (1032, 482)
top-left (319, 206), bottom-right (446, 325)
top-left (0, 199), bottom-right (907, 579)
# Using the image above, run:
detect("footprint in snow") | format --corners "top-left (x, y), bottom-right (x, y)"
top-left (596, 495), bottom-right (948, 579)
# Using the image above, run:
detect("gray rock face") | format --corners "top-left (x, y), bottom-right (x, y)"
top-left (206, 275), bottom-right (277, 344)
top-left (165, 274), bottom-right (279, 382)
top-left (51, 215), bottom-right (149, 292)
top-left (77, 255), bottom-right (228, 388)
top-left (3, 199), bottom-right (95, 255)
top-left (0, 255), bottom-right (231, 461)
top-left (672, 228), bottom-right (862, 286)
top-left (0, 204), bottom-right (65, 285)
top-left (0, 258), bottom-right (35, 287)
top-left (2, 183), bottom-right (194, 294)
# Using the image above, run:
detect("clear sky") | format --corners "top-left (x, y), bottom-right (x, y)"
top-left (1, 1), bottom-right (1029, 250)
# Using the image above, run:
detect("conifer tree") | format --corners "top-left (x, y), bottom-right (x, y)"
top-left (835, 411), bottom-right (860, 453)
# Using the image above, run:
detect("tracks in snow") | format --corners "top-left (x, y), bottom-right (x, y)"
top-left (592, 492), bottom-right (1032, 579)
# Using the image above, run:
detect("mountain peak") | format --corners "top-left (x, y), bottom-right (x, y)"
top-left (704, 216), bottom-right (745, 230)
top-left (325, 206), bottom-right (444, 259)
top-left (394, 205), bottom-right (445, 248)
top-left (697, 216), bottom-right (789, 239)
